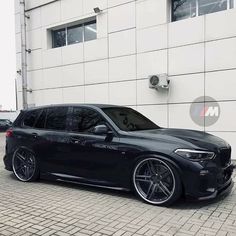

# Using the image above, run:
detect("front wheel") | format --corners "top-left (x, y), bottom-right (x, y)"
top-left (12, 148), bottom-right (39, 182)
top-left (133, 158), bottom-right (182, 206)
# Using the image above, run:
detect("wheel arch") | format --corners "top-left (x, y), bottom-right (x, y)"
top-left (131, 152), bottom-right (185, 194)
top-left (133, 153), bottom-right (182, 175)
top-left (13, 146), bottom-right (38, 159)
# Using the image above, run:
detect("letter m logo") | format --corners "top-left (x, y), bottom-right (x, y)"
top-left (205, 107), bottom-right (219, 117)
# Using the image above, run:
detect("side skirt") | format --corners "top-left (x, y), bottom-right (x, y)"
top-left (41, 172), bottom-right (131, 192)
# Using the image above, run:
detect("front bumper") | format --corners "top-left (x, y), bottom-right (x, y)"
top-left (184, 163), bottom-right (235, 200)
top-left (198, 175), bottom-right (234, 200)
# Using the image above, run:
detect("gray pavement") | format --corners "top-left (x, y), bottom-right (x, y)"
top-left (0, 133), bottom-right (236, 236)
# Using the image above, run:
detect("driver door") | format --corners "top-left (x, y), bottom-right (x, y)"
top-left (66, 107), bottom-right (124, 186)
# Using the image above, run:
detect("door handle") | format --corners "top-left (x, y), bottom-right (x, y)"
top-left (70, 137), bottom-right (81, 144)
top-left (31, 133), bottom-right (38, 139)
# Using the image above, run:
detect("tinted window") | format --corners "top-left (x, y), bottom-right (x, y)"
top-left (23, 110), bottom-right (41, 128)
top-left (35, 109), bottom-right (47, 129)
top-left (67, 25), bottom-right (83, 45)
top-left (84, 21), bottom-right (97, 42)
top-left (45, 107), bottom-right (68, 131)
top-left (172, 0), bottom-right (196, 21)
top-left (0, 120), bottom-right (7, 125)
top-left (51, 19), bottom-right (97, 48)
top-left (199, 0), bottom-right (227, 16)
top-left (102, 107), bottom-right (159, 131)
top-left (52, 28), bottom-right (66, 48)
top-left (172, 0), bottom-right (234, 22)
top-left (71, 108), bottom-right (105, 133)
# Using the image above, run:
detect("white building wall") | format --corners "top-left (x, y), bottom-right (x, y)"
top-left (0, 112), bottom-right (19, 122)
top-left (15, 0), bottom-right (236, 158)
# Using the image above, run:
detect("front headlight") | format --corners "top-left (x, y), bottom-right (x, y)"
top-left (174, 149), bottom-right (215, 161)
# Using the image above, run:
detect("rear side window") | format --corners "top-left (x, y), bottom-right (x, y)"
top-left (23, 110), bottom-right (41, 128)
top-left (35, 109), bottom-right (47, 129)
top-left (45, 107), bottom-right (68, 131)
top-left (71, 107), bottom-right (105, 133)
top-left (0, 120), bottom-right (7, 125)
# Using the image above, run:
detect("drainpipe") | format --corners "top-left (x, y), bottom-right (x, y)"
top-left (15, 78), bottom-right (18, 111)
top-left (20, 0), bottom-right (28, 109)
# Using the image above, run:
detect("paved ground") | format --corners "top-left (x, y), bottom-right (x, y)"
top-left (0, 133), bottom-right (236, 236)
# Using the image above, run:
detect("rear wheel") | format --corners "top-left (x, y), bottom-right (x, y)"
top-left (12, 148), bottom-right (39, 182)
top-left (133, 158), bottom-right (182, 206)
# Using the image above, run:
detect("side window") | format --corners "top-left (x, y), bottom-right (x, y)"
top-left (45, 107), bottom-right (68, 131)
top-left (23, 110), bottom-right (41, 128)
top-left (84, 21), bottom-right (97, 42)
top-left (172, 0), bottom-right (234, 22)
top-left (35, 109), bottom-right (47, 129)
top-left (52, 28), bottom-right (66, 48)
top-left (71, 108), bottom-right (105, 133)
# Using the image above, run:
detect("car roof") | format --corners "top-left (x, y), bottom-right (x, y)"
top-left (22, 104), bottom-right (126, 112)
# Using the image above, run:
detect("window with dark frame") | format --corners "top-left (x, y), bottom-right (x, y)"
top-left (71, 107), bottom-right (106, 134)
top-left (52, 28), bottom-right (66, 48)
top-left (67, 25), bottom-right (83, 45)
top-left (172, 0), bottom-right (234, 22)
top-left (52, 20), bottom-right (97, 48)
top-left (23, 110), bottom-right (41, 128)
top-left (84, 21), bottom-right (97, 42)
top-left (45, 107), bottom-right (68, 131)
top-left (34, 109), bottom-right (47, 129)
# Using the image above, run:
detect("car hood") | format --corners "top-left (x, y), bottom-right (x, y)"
top-left (125, 128), bottom-right (228, 150)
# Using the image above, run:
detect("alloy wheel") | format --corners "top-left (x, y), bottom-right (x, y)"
top-left (12, 148), bottom-right (36, 182)
top-left (133, 158), bottom-right (175, 205)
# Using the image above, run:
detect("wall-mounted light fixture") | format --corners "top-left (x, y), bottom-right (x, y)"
top-left (94, 7), bottom-right (102, 14)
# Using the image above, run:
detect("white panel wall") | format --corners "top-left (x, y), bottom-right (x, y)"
top-left (42, 48), bottom-right (62, 68)
top-left (205, 38), bottom-right (236, 71)
top-left (205, 70), bottom-right (236, 101)
top-left (62, 44), bottom-right (84, 65)
top-left (61, 64), bottom-right (84, 87)
top-left (109, 29), bottom-right (136, 57)
top-left (15, 0), bottom-right (236, 158)
top-left (137, 50), bottom-right (168, 78)
top-left (61, 0), bottom-right (83, 21)
top-left (108, 2), bottom-right (135, 32)
top-left (109, 81), bottom-right (137, 105)
top-left (85, 83), bottom-right (109, 104)
top-left (136, 0), bottom-right (167, 28)
top-left (109, 55), bottom-right (136, 82)
top-left (169, 17), bottom-right (205, 47)
top-left (137, 24), bottom-right (168, 53)
top-left (205, 8), bottom-right (236, 40)
top-left (169, 43), bottom-right (204, 75)
top-left (85, 59), bottom-right (108, 84)
top-left (84, 39), bottom-right (108, 61)
top-left (41, 1), bottom-right (61, 26)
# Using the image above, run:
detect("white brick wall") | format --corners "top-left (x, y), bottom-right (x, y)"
top-left (15, 0), bottom-right (236, 158)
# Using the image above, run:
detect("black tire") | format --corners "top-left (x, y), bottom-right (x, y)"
top-left (133, 157), bottom-right (182, 206)
top-left (12, 148), bottom-right (40, 182)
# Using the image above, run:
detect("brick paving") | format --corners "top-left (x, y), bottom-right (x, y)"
top-left (0, 133), bottom-right (236, 236)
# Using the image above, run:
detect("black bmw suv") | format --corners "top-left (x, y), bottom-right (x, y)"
top-left (3, 104), bottom-right (234, 206)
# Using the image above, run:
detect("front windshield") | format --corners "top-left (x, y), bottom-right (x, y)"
top-left (102, 107), bottom-right (159, 131)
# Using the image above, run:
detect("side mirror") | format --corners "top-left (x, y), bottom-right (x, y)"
top-left (93, 124), bottom-right (109, 135)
